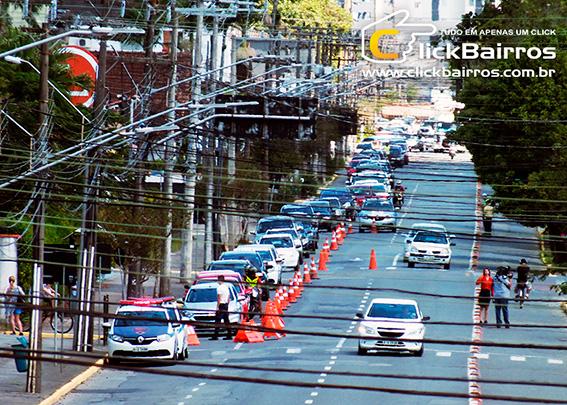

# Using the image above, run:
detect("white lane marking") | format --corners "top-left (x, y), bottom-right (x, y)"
top-left (320, 373), bottom-right (327, 377)
top-left (363, 292), bottom-right (370, 297)
top-left (386, 267), bottom-right (396, 270)
top-left (351, 257), bottom-right (361, 262)
top-left (211, 351), bottom-right (226, 356)
top-left (324, 366), bottom-right (332, 371)
top-left (305, 400), bottom-right (314, 404)
top-left (198, 382), bottom-right (206, 387)
top-left (436, 352), bottom-right (452, 357)
top-left (311, 392), bottom-right (319, 397)
top-left (178, 402), bottom-right (184, 405)
top-left (318, 378), bottom-right (325, 383)
top-left (548, 359), bottom-right (564, 365)
top-left (392, 254), bottom-right (400, 267)
top-left (361, 299), bottom-right (367, 304)
top-left (192, 387), bottom-right (199, 392)
top-left (336, 338), bottom-right (346, 349)
top-left (185, 395), bottom-right (193, 399)
top-left (369, 363), bottom-right (392, 367)
top-left (511, 356), bottom-right (526, 362)
top-left (475, 353), bottom-right (489, 359)
top-left (286, 348), bottom-right (302, 354)
top-left (210, 368), bottom-right (217, 372)
top-left (350, 321), bottom-right (357, 325)
top-left (329, 361), bottom-right (336, 365)
top-left (330, 355), bottom-right (338, 360)
top-left (359, 266), bottom-right (367, 270)
top-left (234, 343), bottom-right (243, 350)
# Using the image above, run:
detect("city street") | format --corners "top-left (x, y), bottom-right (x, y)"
top-left (58, 153), bottom-right (567, 405)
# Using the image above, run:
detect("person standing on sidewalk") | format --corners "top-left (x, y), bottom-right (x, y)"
top-left (4, 276), bottom-right (25, 335)
top-left (483, 201), bottom-right (494, 234)
top-left (493, 267), bottom-right (512, 328)
top-left (476, 267), bottom-right (494, 324)
top-left (515, 258), bottom-right (531, 308)
top-left (210, 275), bottom-right (233, 341)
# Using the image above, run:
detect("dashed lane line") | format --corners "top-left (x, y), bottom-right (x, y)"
top-left (392, 253), bottom-right (400, 267)
top-left (436, 351), bottom-right (452, 357)
top-left (286, 348), bottom-right (302, 354)
top-left (510, 356), bottom-right (526, 362)
top-left (548, 359), bottom-right (564, 365)
top-left (336, 338), bottom-right (346, 349)
top-left (234, 343), bottom-right (243, 350)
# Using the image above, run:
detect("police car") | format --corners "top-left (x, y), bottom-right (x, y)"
top-left (104, 297), bottom-right (189, 363)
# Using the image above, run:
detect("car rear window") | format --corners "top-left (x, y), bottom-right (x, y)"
top-left (260, 237), bottom-right (293, 248)
top-left (257, 219), bottom-right (294, 233)
top-left (220, 252), bottom-right (262, 270)
top-left (281, 205), bottom-right (312, 215)
top-left (368, 303), bottom-right (418, 319)
top-left (115, 310), bottom-right (168, 327)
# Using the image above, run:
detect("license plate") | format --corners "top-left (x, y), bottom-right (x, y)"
top-left (132, 347), bottom-right (149, 352)
top-left (423, 256), bottom-right (435, 261)
top-left (379, 340), bottom-right (397, 346)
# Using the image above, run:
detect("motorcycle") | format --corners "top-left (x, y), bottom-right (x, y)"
top-left (244, 286), bottom-right (262, 321)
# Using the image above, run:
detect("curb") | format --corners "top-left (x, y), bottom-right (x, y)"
top-left (39, 357), bottom-right (105, 405)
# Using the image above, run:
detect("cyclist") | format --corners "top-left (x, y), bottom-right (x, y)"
top-left (515, 258), bottom-right (531, 308)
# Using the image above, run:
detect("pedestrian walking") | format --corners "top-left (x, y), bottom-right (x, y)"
top-left (475, 267), bottom-right (494, 324)
top-left (4, 276), bottom-right (25, 335)
top-left (515, 258), bottom-right (531, 308)
top-left (493, 266), bottom-right (512, 328)
top-left (211, 275), bottom-right (233, 340)
top-left (483, 201), bottom-right (494, 234)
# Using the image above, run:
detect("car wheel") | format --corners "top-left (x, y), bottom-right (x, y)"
top-left (303, 251), bottom-right (310, 258)
top-left (391, 227), bottom-right (397, 233)
top-left (359, 227), bottom-right (365, 233)
top-left (184, 347), bottom-right (189, 360)
top-left (414, 346), bottom-right (424, 357)
top-left (408, 262), bottom-right (415, 268)
top-left (443, 263), bottom-right (451, 270)
top-left (106, 357), bottom-right (119, 366)
top-left (178, 345), bottom-right (185, 360)
top-left (357, 345), bottom-right (367, 355)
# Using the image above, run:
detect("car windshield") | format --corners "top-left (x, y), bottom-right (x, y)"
top-left (281, 205), bottom-right (312, 215)
top-left (308, 203), bottom-right (332, 215)
top-left (115, 310), bottom-right (168, 327)
top-left (187, 288), bottom-right (218, 303)
top-left (257, 219), bottom-right (294, 233)
top-left (255, 250), bottom-right (273, 261)
top-left (363, 200), bottom-right (393, 210)
top-left (413, 233), bottom-right (448, 244)
top-left (322, 198), bottom-right (340, 208)
top-left (267, 228), bottom-right (298, 238)
top-left (207, 261), bottom-right (248, 274)
top-left (220, 252), bottom-right (262, 270)
top-left (389, 147), bottom-right (402, 156)
top-left (260, 237), bottom-right (293, 248)
top-left (367, 303), bottom-right (418, 319)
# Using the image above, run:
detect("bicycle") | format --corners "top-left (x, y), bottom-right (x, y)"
top-left (20, 297), bottom-right (74, 334)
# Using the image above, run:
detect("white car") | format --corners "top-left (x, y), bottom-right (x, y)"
top-left (258, 234), bottom-right (301, 271)
top-left (403, 223), bottom-right (454, 262)
top-left (185, 282), bottom-right (243, 329)
top-left (234, 244), bottom-right (283, 284)
top-left (407, 231), bottom-right (454, 269)
top-left (357, 298), bottom-right (429, 356)
top-left (105, 303), bottom-right (188, 363)
top-left (265, 228), bottom-right (305, 257)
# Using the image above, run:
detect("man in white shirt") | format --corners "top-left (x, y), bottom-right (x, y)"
top-left (211, 275), bottom-right (233, 340)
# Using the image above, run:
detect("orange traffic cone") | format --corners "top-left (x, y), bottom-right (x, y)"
top-left (303, 263), bottom-right (312, 283)
top-left (330, 232), bottom-right (339, 250)
top-left (371, 219), bottom-right (377, 233)
top-left (186, 325), bottom-right (200, 346)
top-left (348, 221), bottom-right (353, 234)
top-left (310, 257), bottom-right (319, 279)
top-left (262, 309), bottom-right (284, 340)
top-left (337, 226), bottom-right (344, 245)
top-left (233, 320), bottom-right (264, 343)
top-left (323, 238), bottom-right (330, 253)
top-left (369, 249), bottom-right (378, 270)
top-left (318, 250), bottom-right (328, 271)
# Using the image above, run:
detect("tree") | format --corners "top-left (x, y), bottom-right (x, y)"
top-left (447, 1), bottom-right (567, 288)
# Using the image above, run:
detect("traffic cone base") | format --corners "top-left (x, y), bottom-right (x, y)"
top-left (233, 320), bottom-right (265, 343)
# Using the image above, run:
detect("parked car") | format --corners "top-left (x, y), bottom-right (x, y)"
top-left (319, 196), bottom-right (345, 221)
top-left (388, 145), bottom-right (406, 168)
top-left (258, 233), bottom-right (301, 271)
top-left (234, 244), bottom-right (283, 283)
top-left (185, 282), bottom-right (244, 330)
top-left (265, 228), bottom-right (306, 258)
top-left (356, 199), bottom-right (397, 232)
top-left (105, 299), bottom-right (189, 363)
top-left (348, 183), bottom-right (390, 209)
top-left (252, 215), bottom-right (303, 242)
top-left (218, 251), bottom-right (269, 281)
top-left (320, 187), bottom-right (355, 220)
top-left (206, 259), bottom-right (255, 277)
top-left (407, 231), bottom-right (455, 270)
top-left (357, 298), bottom-right (429, 356)
top-left (304, 200), bottom-right (334, 231)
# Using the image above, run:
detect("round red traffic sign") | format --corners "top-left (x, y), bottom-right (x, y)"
top-left (60, 45), bottom-right (98, 108)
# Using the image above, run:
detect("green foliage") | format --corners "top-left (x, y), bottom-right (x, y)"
top-left (278, 0), bottom-right (352, 32)
top-left (448, 0), bottom-right (567, 270)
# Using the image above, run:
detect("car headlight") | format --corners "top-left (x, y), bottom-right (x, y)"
top-left (157, 334), bottom-right (173, 342)
top-left (406, 327), bottom-right (424, 337)
top-left (410, 246), bottom-right (419, 253)
top-left (357, 325), bottom-right (376, 335)
top-left (109, 334), bottom-right (124, 343)
top-left (440, 248), bottom-right (449, 255)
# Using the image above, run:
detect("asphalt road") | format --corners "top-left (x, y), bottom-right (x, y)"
top-left (59, 152), bottom-right (567, 405)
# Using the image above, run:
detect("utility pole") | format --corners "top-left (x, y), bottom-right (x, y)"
top-left (181, 0), bottom-right (203, 282)
top-left (204, 16), bottom-right (218, 264)
top-left (160, 0), bottom-right (178, 296)
top-left (26, 32), bottom-right (49, 394)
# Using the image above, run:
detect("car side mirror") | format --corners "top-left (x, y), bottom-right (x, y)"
top-left (249, 231), bottom-right (256, 235)
top-left (266, 263), bottom-right (273, 269)
top-left (276, 257), bottom-right (284, 263)
top-left (405, 239), bottom-right (411, 243)
top-left (355, 312), bottom-right (364, 319)
top-left (422, 316), bottom-right (430, 321)
top-left (172, 323), bottom-right (181, 329)
top-left (450, 242), bottom-right (456, 246)
top-left (295, 243), bottom-right (301, 248)
top-left (102, 322), bottom-right (111, 329)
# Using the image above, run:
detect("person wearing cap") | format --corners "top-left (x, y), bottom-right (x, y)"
top-left (211, 275), bottom-right (233, 340)
top-left (515, 258), bottom-right (531, 307)
top-left (493, 266), bottom-right (512, 328)
top-left (482, 200), bottom-right (494, 234)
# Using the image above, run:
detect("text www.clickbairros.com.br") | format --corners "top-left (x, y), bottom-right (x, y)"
top-left (361, 66), bottom-right (556, 79)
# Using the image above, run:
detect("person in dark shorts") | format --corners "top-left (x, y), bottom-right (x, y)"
top-left (476, 267), bottom-right (494, 324)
